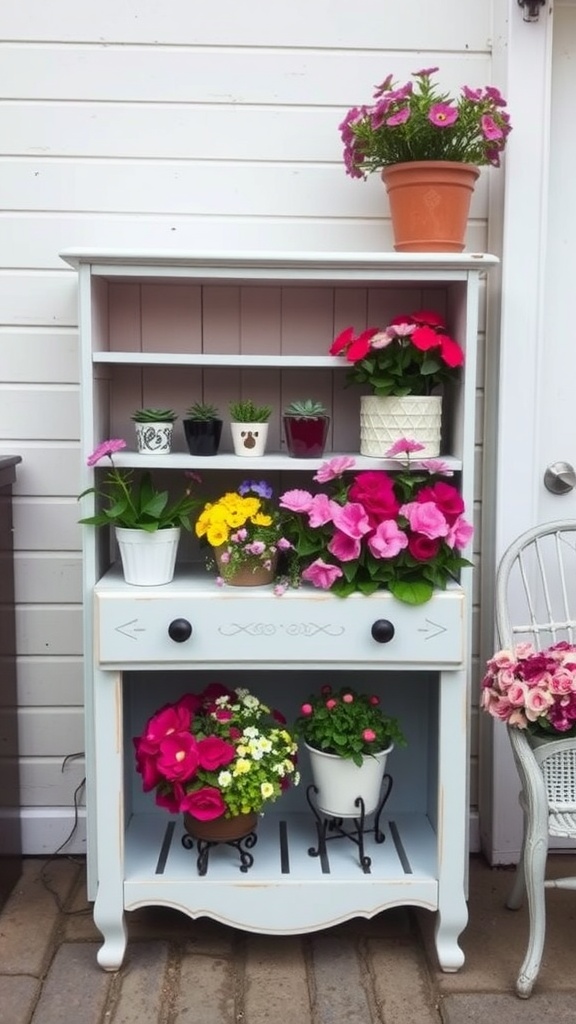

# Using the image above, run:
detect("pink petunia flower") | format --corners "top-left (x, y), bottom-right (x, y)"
top-left (445, 515), bottom-right (474, 550)
top-left (328, 530), bottom-right (362, 562)
top-left (301, 559), bottom-right (343, 589)
top-left (385, 438), bottom-right (426, 458)
top-left (400, 500), bottom-right (450, 539)
top-left (279, 489), bottom-right (314, 513)
top-left (314, 456), bottom-right (356, 483)
top-left (367, 520), bottom-right (409, 559)
top-left (308, 493), bottom-right (338, 528)
top-left (331, 502), bottom-right (371, 540)
top-left (87, 438), bottom-right (127, 466)
top-left (428, 103), bottom-right (458, 128)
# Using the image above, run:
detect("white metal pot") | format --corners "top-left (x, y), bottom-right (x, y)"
top-left (134, 422), bottom-right (174, 455)
top-left (230, 422), bottom-right (269, 457)
top-left (115, 527), bottom-right (180, 586)
top-left (305, 741), bottom-right (393, 818)
top-left (360, 395), bottom-right (442, 458)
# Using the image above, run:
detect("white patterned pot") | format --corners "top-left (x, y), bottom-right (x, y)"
top-left (305, 742), bottom-right (393, 818)
top-left (115, 527), bottom-right (180, 586)
top-left (230, 422), bottom-right (269, 457)
top-left (134, 422), bottom-right (174, 455)
top-left (360, 395), bottom-right (442, 458)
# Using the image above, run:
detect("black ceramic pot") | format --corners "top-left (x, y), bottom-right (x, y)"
top-left (183, 418), bottom-right (223, 456)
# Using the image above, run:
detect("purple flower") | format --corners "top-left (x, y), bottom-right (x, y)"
top-left (238, 479), bottom-right (273, 499)
top-left (386, 108), bottom-right (410, 127)
top-left (481, 114), bottom-right (504, 142)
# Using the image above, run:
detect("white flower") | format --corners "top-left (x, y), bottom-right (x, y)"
top-left (243, 694), bottom-right (260, 710)
top-left (243, 726), bottom-right (259, 739)
top-left (218, 771), bottom-right (232, 788)
top-left (260, 782), bottom-right (274, 799)
top-left (257, 737), bottom-right (273, 753)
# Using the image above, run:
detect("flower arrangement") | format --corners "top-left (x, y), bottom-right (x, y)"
top-left (134, 683), bottom-right (299, 820)
top-left (481, 642), bottom-right (576, 738)
top-left (78, 438), bottom-right (200, 531)
top-left (330, 310), bottom-right (464, 397)
top-left (195, 479), bottom-right (290, 583)
top-left (295, 685), bottom-right (406, 766)
top-left (339, 66), bottom-right (512, 179)
top-left (279, 442), bottom-right (473, 605)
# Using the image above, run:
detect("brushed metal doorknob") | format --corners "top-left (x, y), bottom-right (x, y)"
top-left (168, 618), bottom-right (193, 642)
top-left (543, 462), bottom-right (576, 495)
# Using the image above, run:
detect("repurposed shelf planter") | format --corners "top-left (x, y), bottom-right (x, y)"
top-left (62, 247), bottom-right (496, 975)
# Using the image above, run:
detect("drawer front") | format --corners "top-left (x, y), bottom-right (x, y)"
top-left (95, 589), bottom-right (465, 668)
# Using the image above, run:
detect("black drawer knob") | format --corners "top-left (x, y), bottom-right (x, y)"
top-left (371, 619), bottom-right (395, 644)
top-left (168, 618), bottom-right (193, 643)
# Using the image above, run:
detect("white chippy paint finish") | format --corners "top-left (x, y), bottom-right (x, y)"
top-left (0, 0), bottom-right (498, 854)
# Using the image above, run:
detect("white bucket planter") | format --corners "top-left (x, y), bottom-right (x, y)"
top-left (360, 395), bottom-right (442, 458)
top-left (115, 527), bottom-right (180, 586)
top-left (305, 742), bottom-right (393, 818)
top-left (134, 422), bottom-right (174, 455)
top-left (230, 422), bottom-right (269, 457)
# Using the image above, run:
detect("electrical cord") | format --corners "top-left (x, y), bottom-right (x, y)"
top-left (39, 752), bottom-right (91, 915)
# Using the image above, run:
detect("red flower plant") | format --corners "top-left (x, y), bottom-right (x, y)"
top-left (330, 310), bottom-right (464, 397)
top-left (134, 684), bottom-right (299, 821)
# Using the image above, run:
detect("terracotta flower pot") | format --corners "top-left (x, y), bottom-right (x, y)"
top-left (381, 161), bottom-right (480, 253)
top-left (212, 545), bottom-right (278, 586)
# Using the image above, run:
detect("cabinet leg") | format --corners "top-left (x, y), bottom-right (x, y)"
top-left (434, 899), bottom-right (467, 972)
top-left (93, 897), bottom-right (128, 971)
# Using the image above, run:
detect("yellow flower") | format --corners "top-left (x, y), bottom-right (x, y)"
top-left (207, 522), bottom-right (230, 547)
top-left (233, 758), bottom-right (251, 775)
top-left (260, 782), bottom-right (274, 800)
top-left (252, 513), bottom-right (272, 527)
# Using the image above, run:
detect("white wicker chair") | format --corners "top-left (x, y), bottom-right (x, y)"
top-left (495, 520), bottom-right (576, 997)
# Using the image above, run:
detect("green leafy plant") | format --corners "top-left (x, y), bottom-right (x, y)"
top-left (134, 683), bottom-right (299, 819)
top-left (295, 685), bottom-right (405, 766)
top-left (340, 66), bottom-right (512, 179)
top-left (185, 402), bottom-right (221, 421)
top-left (284, 399), bottom-right (328, 419)
top-left (78, 438), bottom-right (201, 532)
top-left (131, 408), bottom-right (177, 423)
top-left (229, 399), bottom-right (272, 423)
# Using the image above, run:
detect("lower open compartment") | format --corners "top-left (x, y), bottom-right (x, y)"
top-left (123, 809), bottom-right (439, 933)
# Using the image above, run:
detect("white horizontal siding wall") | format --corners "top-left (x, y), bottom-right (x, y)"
top-left (0, 0), bottom-right (498, 854)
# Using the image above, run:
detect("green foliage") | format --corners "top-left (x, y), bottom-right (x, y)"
top-left (131, 408), bottom-right (177, 423)
top-left (283, 399), bottom-right (328, 419)
top-left (79, 469), bottom-right (200, 532)
top-left (295, 686), bottom-right (406, 766)
top-left (185, 401), bottom-right (221, 421)
top-left (229, 399), bottom-right (272, 423)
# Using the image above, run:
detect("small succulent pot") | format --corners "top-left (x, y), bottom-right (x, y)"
top-left (132, 408), bottom-right (177, 455)
top-left (230, 422), bottom-right (269, 457)
top-left (228, 400), bottom-right (272, 458)
top-left (282, 400), bottom-right (330, 458)
top-left (183, 402), bottom-right (223, 456)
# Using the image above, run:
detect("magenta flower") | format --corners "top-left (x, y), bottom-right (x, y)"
top-left (445, 515), bottom-right (474, 550)
top-left (314, 456), bottom-right (356, 483)
top-left (386, 108), bottom-right (410, 127)
top-left (276, 537), bottom-right (292, 551)
top-left (481, 114), bottom-right (504, 141)
top-left (362, 729), bottom-right (376, 742)
top-left (400, 501), bottom-right (450, 540)
top-left (87, 438), bottom-right (127, 466)
top-left (428, 103), bottom-right (458, 128)
top-left (300, 703), bottom-right (313, 716)
top-left (301, 559), bottom-right (343, 589)
top-left (420, 459), bottom-right (453, 476)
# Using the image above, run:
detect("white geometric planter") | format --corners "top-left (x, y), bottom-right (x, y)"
top-left (305, 742), bottom-right (393, 818)
top-left (360, 395), bottom-right (442, 458)
top-left (115, 527), bottom-right (180, 586)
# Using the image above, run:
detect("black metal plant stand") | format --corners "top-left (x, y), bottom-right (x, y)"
top-left (181, 830), bottom-right (258, 876)
top-left (306, 774), bottom-right (393, 874)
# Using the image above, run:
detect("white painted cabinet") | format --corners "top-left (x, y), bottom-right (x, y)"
top-left (62, 249), bottom-right (496, 971)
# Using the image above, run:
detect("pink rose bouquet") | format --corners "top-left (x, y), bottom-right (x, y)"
top-left (134, 683), bottom-right (299, 821)
top-left (481, 642), bottom-right (576, 738)
top-left (279, 441), bottom-right (473, 605)
top-left (330, 309), bottom-right (464, 397)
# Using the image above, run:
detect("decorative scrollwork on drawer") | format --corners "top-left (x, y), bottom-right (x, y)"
top-left (218, 622), bottom-right (346, 637)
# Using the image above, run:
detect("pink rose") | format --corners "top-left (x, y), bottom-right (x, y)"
top-left (180, 787), bottom-right (227, 821)
top-left (342, 693), bottom-right (354, 703)
top-left (348, 471), bottom-right (399, 526)
top-left (524, 687), bottom-right (554, 721)
top-left (407, 535), bottom-right (441, 561)
top-left (325, 699), bottom-right (337, 710)
top-left (300, 703), bottom-right (313, 716)
top-left (362, 729), bottom-right (376, 742)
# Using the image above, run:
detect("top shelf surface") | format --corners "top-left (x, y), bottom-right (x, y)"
top-left (60, 249), bottom-right (499, 282)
